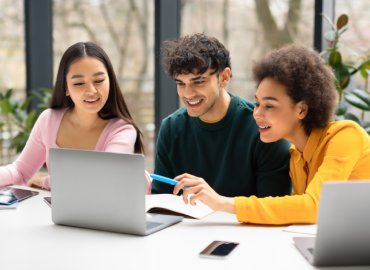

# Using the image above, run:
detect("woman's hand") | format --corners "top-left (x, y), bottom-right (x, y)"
top-left (28, 174), bottom-right (47, 189)
top-left (173, 173), bottom-right (236, 214)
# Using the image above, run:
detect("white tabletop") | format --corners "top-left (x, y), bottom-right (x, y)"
top-left (1, 186), bottom-right (368, 270)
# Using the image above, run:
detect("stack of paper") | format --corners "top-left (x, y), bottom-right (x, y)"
top-left (0, 201), bottom-right (18, 210)
top-left (283, 224), bottom-right (317, 235)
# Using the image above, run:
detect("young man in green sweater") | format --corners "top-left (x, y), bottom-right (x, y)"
top-left (151, 33), bottom-right (292, 207)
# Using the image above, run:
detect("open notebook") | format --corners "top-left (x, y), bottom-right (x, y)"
top-left (44, 194), bottom-right (215, 220)
top-left (146, 194), bottom-right (215, 219)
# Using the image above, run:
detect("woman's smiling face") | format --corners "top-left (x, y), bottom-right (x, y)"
top-left (253, 77), bottom-right (307, 143)
top-left (65, 56), bottom-right (110, 114)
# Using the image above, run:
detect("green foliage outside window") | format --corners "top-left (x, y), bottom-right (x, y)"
top-left (0, 88), bottom-right (52, 156)
top-left (321, 13), bottom-right (370, 135)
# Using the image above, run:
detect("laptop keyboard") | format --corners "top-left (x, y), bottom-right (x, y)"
top-left (308, 248), bottom-right (314, 255)
top-left (146, 221), bottom-right (163, 230)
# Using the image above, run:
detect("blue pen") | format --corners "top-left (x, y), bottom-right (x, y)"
top-left (150, 174), bottom-right (190, 188)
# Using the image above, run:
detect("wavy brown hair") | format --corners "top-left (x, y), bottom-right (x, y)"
top-left (251, 44), bottom-right (337, 135)
top-left (50, 42), bottom-right (144, 154)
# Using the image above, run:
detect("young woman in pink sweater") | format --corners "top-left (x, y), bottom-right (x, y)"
top-left (0, 42), bottom-right (151, 193)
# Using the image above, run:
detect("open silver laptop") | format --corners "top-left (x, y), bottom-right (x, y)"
top-left (49, 148), bottom-right (183, 236)
top-left (294, 181), bottom-right (370, 266)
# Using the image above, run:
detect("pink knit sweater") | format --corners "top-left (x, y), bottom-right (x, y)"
top-left (0, 108), bottom-right (151, 193)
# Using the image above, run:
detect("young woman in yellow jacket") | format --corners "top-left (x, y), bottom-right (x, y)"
top-left (173, 44), bottom-right (370, 225)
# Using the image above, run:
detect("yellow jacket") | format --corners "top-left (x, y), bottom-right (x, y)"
top-left (235, 120), bottom-right (370, 225)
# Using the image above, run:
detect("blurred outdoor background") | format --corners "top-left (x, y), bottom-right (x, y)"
top-left (0, 0), bottom-right (369, 171)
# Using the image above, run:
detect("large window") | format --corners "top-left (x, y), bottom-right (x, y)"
top-left (3, 1), bottom-right (361, 169)
top-left (53, 0), bottom-right (155, 172)
top-left (336, 0), bottom-right (370, 59)
top-left (0, 0), bottom-right (25, 165)
top-left (335, 0), bottom-right (370, 121)
top-left (335, 0), bottom-right (370, 89)
top-left (0, 0), bottom-right (25, 101)
top-left (181, 0), bottom-right (314, 101)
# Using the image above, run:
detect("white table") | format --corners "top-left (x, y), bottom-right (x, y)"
top-left (1, 186), bottom-right (368, 270)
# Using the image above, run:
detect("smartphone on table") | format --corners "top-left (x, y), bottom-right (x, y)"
top-left (199, 241), bottom-right (239, 259)
top-left (44, 197), bottom-right (51, 207)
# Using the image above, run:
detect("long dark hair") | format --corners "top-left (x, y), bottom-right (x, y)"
top-left (50, 42), bottom-right (145, 154)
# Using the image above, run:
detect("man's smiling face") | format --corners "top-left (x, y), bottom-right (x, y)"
top-left (175, 69), bottom-right (221, 118)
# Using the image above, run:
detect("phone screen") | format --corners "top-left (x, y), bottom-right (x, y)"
top-left (200, 241), bottom-right (239, 258)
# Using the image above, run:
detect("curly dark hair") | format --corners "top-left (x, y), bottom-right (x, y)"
top-left (251, 44), bottom-right (337, 135)
top-left (161, 33), bottom-right (232, 79)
